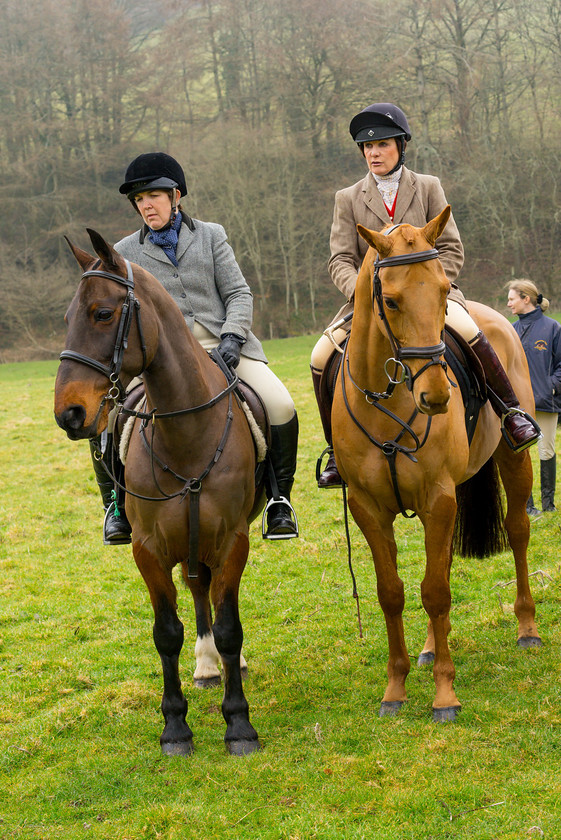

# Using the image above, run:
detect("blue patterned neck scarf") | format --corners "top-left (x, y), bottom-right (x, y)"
top-left (149, 212), bottom-right (183, 266)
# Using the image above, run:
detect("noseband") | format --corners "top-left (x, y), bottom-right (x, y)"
top-left (372, 246), bottom-right (446, 392)
top-left (59, 260), bottom-right (147, 402)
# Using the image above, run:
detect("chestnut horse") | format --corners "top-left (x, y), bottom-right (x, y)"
top-left (54, 230), bottom-right (265, 755)
top-left (332, 206), bottom-right (541, 722)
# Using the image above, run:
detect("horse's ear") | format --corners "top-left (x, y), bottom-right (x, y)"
top-left (64, 236), bottom-right (96, 272)
top-left (86, 228), bottom-right (126, 273)
top-left (422, 205), bottom-right (451, 245)
top-left (357, 224), bottom-right (393, 258)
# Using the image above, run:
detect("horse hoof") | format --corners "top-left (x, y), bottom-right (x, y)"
top-left (161, 739), bottom-right (194, 756)
top-left (432, 706), bottom-right (461, 723)
top-left (517, 636), bottom-right (543, 649)
top-left (226, 738), bottom-right (261, 756)
top-left (379, 700), bottom-right (404, 717)
top-left (193, 675), bottom-right (222, 688)
top-left (417, 651), bottom-right (435, 666)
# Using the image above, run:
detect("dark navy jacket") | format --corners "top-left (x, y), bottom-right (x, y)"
top-left (513, 308), bottom-right (561, 413)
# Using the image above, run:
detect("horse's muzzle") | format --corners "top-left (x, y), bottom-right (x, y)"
top-left (55, 404), bottom-right (93, 440)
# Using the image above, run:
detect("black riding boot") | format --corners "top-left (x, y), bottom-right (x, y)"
top-left (311, 367), bottom-right (342, 488)
top-left (540, 456), bottom-right (556, 512)
top-left (469, 332), bottom-right (541, 452)
top-left (263, 413), bottom-right (299, 539)
top-left (90, 434), bottom-right (132, 545)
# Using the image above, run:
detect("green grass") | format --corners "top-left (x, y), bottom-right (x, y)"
top-left (1, 339), bottom-right (560, 839)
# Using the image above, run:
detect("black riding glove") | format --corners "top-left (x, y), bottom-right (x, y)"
top-left (217, 333), bottom-right (245, 369)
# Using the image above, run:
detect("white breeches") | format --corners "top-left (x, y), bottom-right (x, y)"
top-left (193, 322), bottom-right (295, 426)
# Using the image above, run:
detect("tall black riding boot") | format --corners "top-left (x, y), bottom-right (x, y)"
top-left (90, 434), bottom-right (132, 545)
top-left (263, 413), bottom-right (299, 539)
top-left (311, 366), bottom-right (342, 488)
top-left (540, 456), bottom-right (556, 512)
top-left (469, 331), bottom-right (541, 452)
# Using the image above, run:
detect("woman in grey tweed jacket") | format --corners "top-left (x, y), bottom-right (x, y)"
top-left (90, 152), bottom-right (298, 544)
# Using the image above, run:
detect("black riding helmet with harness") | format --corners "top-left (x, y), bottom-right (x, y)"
top-left (119, 152), bottom-right (189, 229)
top-left (349, 102), bottom-right (411, 174)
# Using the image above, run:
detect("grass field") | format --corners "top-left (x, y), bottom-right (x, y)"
top-left (1, 336), bottom-right (560, 840)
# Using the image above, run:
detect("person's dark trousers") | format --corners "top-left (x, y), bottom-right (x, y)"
top-left (89, 434), bottom-right (132, 545)
top-left (541, 456), bottom-right (556, 512)
top-left (526, 494), bottom-right (541, 517)
top-left (263, 413), bottom-right (299, 539)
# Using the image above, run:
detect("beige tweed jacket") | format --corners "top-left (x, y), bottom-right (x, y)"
top-left (328, 167), bottom-right (465, 324)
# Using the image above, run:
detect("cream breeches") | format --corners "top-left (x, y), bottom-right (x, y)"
top-left (193, 322), bottom-right (295, 426)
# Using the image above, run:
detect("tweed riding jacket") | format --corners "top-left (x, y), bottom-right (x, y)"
top-left (328, 167), bottom-right (465, 324)
top-left (114, 217), bottom-right (267, 362)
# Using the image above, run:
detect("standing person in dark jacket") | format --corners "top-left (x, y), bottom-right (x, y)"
top-left (507, 279), bottom-right (561, 513)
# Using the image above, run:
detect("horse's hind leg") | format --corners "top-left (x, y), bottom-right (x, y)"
top-left (418, 544), bottom-right (453, 666)
top-left (211, 531), bottom-right (260, 756)
top-left (134, 544), bottom-right (194, 756)
top-left (184, 564), bottom-right (248, 687)
top-left (494, 444), bottom-right (541, 647)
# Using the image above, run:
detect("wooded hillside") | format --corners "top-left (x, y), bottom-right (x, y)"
top-left (2, 0), bottom-right (560, 358)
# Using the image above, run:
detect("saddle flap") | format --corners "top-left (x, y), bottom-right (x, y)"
top-left (235, 380), bottom-right (271, 450)
top-left (444, 325), bottom-right (486, 400)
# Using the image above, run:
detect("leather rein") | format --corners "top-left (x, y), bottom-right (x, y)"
top-left (341, 242), bottom-right (447, 518)
top-left (60, 261), bottom-right (240, 577)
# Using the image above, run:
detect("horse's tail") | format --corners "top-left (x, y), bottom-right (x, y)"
top-left (453, 457), bottom-right (508, 558)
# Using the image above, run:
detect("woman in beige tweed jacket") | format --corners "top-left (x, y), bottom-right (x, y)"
top-left (311, 103), bottom-right (539, 487)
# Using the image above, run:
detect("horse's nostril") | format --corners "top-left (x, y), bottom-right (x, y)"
top-left (57, 405), bottom-right (87, 432)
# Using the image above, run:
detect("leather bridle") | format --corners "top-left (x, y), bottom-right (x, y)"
top-left (341, 236), bottom-right (449, 517)
top-left (60, 259), bottom-right (147, 403)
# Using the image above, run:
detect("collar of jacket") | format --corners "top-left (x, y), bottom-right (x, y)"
top-left (138, 214), bottom-right (196, 245)
top-left (362, 166), bottom-right (416, 225)
top-left (518, 307), bottom-right (542, 324)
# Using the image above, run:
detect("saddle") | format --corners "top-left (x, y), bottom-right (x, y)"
top-left (319, 326), bottom-right (488, 445)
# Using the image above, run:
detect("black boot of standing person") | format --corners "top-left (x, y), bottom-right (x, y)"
top-left (541, 456), bottom-right (557, 512)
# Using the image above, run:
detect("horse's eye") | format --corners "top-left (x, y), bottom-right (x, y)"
top-left (95, 308), bottom-right (114, 322)
top-left (384, 298), bottom-right (399, 311)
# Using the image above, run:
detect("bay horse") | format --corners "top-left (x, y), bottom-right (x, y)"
top-left (331, 206), bottom-right (541, 722)
top-left (54, 230), bottom-right (265, 755)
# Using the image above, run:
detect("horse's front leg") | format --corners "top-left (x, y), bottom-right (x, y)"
top-left (134, 543), bottom-right (194, 756)
top-left (420, 492), bottom-right (461, 721)
top-left (211, 531), bottom-right (260, 755)
top-left (494, 444), bottom-right (541, 646)
top-left (349, 495), bottom-right (410, 716)
top-left (185, 563), bottom-right (248, 687)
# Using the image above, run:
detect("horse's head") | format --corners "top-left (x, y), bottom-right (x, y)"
top-left (356, 206), bottom-right (452, 416)
top-left (54, 230), bottom-right (154, 439)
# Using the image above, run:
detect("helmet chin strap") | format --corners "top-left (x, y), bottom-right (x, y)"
top-left (387, 138), bottom-right (406, 175)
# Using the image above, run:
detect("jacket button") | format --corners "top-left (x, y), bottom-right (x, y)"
top-left (180, 292), bottom-right (186, 298)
